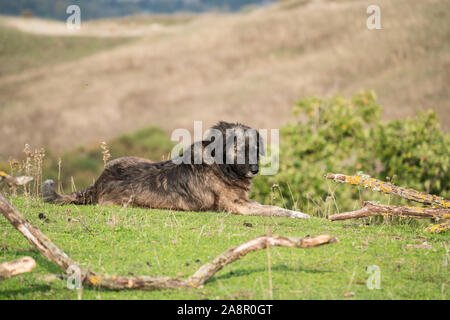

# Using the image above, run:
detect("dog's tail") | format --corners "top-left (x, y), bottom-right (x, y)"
top-left (42, 179), bottom-right (97, 205)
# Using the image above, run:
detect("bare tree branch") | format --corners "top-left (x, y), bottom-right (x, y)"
top-left (0, 257), bottom-right (36, 280)
top-left (0, 193), bottom-right (338, 290)
top-left (328, 201), bottom-right (450, 221)
top-left (0, 193), bottom-right (80, 272)
top-left (83, 235), bottom-right (338, 290)
top-left (425, 222), bottom-right (449, 233)
top-left (326, 173), bottom-right (450, 209)
top-left (188, 234), bottom-right (337, 286)
top-left (0, 171), bottom-right (33, 187)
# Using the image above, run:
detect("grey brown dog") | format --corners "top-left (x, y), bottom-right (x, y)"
top-left (42, 122), bottom-right (310, 219)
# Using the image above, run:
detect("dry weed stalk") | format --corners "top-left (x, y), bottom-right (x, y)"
top-left (8, 159), bottom-right (20, 178)
top-left (70, 176), bottom-right (77, 192)
top-left (23, 144), bottom-right (32, 195)
top-left (100, 141), bottom-right (111, 167)
top-left (33, 148), bottom-right (45, 197)
top-left (57, 157), bottom-right (62, 194)
top-left (21, 144), bottom-right (45, 197)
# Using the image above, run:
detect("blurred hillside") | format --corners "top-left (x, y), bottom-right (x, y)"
top-left (0, 0), bottom-right (449, 160)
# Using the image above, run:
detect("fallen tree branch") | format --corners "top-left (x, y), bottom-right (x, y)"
top-left (188, 234), bottom-right (337, 287)
top-left (0, 171), bottom-right (33, 187)
top-left (326, 173), bottom-right (450, 209)
top-left (85, 234), bottom-right (337, 290)
top-left (0, 257), bottom-right (36, 280)
top-left (328, 201), bottom-right (450, 221)
top-left (0, 193), bottom-right (80, 272)
top-left (425, 222), bottom-right (449, 233)
top-left (0, 193), bottom-right (338, 290)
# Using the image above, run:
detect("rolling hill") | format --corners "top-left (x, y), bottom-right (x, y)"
top-left (0, 0), bottom-right (449, 159)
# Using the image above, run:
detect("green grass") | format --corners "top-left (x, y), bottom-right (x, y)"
top-left (0, 25), bottom-right (132, 76)
top-left (0, 197), bottom-right (448, 300)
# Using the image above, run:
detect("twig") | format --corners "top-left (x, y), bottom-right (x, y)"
top-left (328, 201), bottom-right (450, 221)
top-left (0, 193), bottom-right (338, 290)
top-left (0, 257), bottom-right (36, 280)
top-left (326, 173), bottom-right (450, 209)
top-left (0, 244), bottom-right (37, 252)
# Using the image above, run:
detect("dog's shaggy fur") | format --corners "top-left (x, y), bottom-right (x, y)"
top-left (42, 122), bottom-right (309, 219)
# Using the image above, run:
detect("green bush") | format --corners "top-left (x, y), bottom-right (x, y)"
top-left (251, 91), bottom-right (450, 216)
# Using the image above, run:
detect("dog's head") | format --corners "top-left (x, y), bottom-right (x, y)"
top-left (206, 121), bottom-right (265, 179)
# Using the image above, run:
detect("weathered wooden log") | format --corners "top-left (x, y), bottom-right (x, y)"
top-left (326, 173), bottom-right (450, 209)
top-left (0, 193), bottom-right (338, 290)
top-left (0, 257), bottom-right (36, 280)
top-left (328, 201), bottom-right (450, 221)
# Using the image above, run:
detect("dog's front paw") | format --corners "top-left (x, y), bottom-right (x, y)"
top-left (290, 210), bottom-right (311, 219)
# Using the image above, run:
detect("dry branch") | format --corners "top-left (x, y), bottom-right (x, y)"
top-left (84, 234), bottom-right (338, 290)
top-left (0, 193), bottom-right (80, 272)
top-left (0, 193), bottom-right (338, 290)
top-left (188, 234), bottom-right (337, 286)
top-left (0, 257), bottom-right (36, 280)
top-left (0, 171), bottom-right (33, 187)
top-left (328, 201), bottom-right (450, 221)
top-left (326, 173), bottom-right (450, 209)
top-left (425, 222), bottom-right (449, 233)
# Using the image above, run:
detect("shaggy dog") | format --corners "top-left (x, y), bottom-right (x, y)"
top-left (42, 122), bottom-right (310, 219)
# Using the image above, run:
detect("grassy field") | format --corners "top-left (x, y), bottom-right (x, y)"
top-left (0, 196), bottom-right (448, 300)
top-left (0, 0), bottom-right (448, 300)
top-left (0, 24), bottom-right (132, 77)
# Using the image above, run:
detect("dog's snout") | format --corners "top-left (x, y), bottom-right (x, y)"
top-left (250, 165), bottom-right (259, 174)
